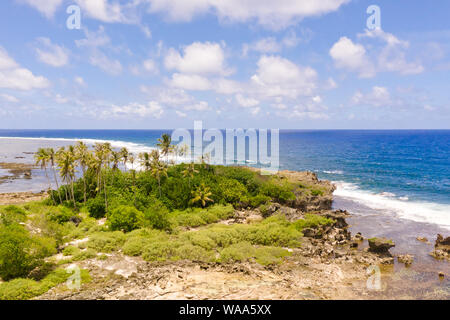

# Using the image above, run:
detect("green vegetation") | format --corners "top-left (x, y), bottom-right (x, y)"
top-left (0, 134), bottom-right (334, 300)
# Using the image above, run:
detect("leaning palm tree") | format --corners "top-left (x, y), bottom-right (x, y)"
top-left (101, 143), bottom-right (112, 210)
top-left (182, 162), bottom-right (198, 188)
top-left (190, 184), bottom-right (214, 208)
top-left (34, 148), bottom-right (54, 203)
top-left (151, 160), bottom-right (168, 198)
top-left (75, 141), bottom-right (90, 204)
top-left (157, 133), bottom-right (172, 163)
top-left (46, 148), bottom-right (62, 204)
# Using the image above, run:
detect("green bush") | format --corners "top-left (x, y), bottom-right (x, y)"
top-left (0, 205), bottom-right (27, 226)
top-left (142, 241), bottom-right (178, 262)
top-left (86, 197), bottom-right (106, 219)
top-left (62, 246), bottom-right (80, 256)
top-left (0, 225), bottom-right (56, 281)
top-left (87, 232), bottom-right (126, 252)
top-left (144, 201), bottom-right (172, 231)
top-left (107, 205), bottom-right (144, 233)
top-left (292, 214), bottom-right (334, 230)
top-left (175, 244), bottom-right (215, 262)
top-left (260, 178), bottom-right (296, 203)
top-left (220, 242), bottom-right (255, 263)
top-left (46, 206), bottom-right (74, 224)
top-left (249, 194), bottom-right (271, 208)
top-left (72, 248), bottom-right (97, 261)
top-left (216, 178), bottom-right (248, 204)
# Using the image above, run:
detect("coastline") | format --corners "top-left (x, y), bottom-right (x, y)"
top-left (0, 136), bottom-right (448, 300)
top-left (1, 169), bottom-right (448, 300)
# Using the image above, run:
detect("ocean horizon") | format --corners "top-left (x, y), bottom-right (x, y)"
top-left (0, 129), bottom-right (449, 231)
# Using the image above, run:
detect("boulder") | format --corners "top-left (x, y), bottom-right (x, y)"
top-left (397, 254), bottom-right (414, 266)
top-left (416, 236), bottom-right (429, 243)
top-left (368, 237), bottom-right (395, 255)
top-left (430, 234), bottom-right (450, 261)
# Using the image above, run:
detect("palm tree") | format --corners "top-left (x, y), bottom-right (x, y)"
top-left (46, 148), bottom-right (62, 204)
top-left (34, 148), bottom-right (54, 203)
top-left (157, 133), bottom-right (172, 163)
top-left (190, 184), bottom-right (214, 208)
top-left (128, 153), bottom-right (135, 171)
top-left (75, 141), bottom-right (90, 204)
top-left (182, 162), bottom-right (198, 188)
top-left (178, 143), bottom-right (190, 163)
top-left (139, 152), bottom-right (152, 171)
top-left (110, 150), bottom-right (122, 171)
top-left (120, 147), bottom-right (129, 171)
top-left (101, 143), bottom-right (112, 210)
top-left (151, 160), bottom-right (168, 198)
top-left (56, 148), bottom-right (77, 209)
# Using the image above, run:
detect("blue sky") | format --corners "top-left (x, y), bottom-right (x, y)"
top-left (0, 0), bottom-right (449, 129)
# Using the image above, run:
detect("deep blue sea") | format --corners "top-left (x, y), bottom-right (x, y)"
top-left (0, 129), bottom-right (449, 229)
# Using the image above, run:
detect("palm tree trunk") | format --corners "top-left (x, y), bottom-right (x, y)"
top-left (81, 166), bottom-right (87, 204)
top-left (44, 168), bottom-right (55, 204)
top-left (158, 177), bottom-right (161, 198)
top-left (52, 166), bottom-right (62, 204)
top-left (71, 179), bottom-right (77, 210)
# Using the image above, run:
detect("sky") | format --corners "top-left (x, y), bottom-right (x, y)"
top-left (0, 0), bottom-right (449, 129)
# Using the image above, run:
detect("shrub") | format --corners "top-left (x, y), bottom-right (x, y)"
top-left (254, 247), bottom-right (291, 266)
top-left (72, 248), bottom-right (97, 261)
top-left (86, 197), bottom-right (106, 219)
top-left (249, 194), bottom-right (271, 208)
top-left (142, 241), bottom-right (177, 262)
top-left (62, 246), bottom-right (80, 256)
top-left (0, 205), bottom-right (27, 226)
top-left (292, 214), bottom-right (334, 230)
top-left (175, 244), bottom-right (215, 262)
top-left (144, 201), bottom-right (172, 231)
top-left (46, 206), bottom-right (74, 224)
top-left (0, 225), bottom-right (56, 281)
top-left (107, 205), bottom-right (144, 232)
top-left (122, 237), bottom-right (152, 256)
top-left (0, 268), bottom-right (90, 300)
top-left (216, 178), bottom-right (248, 204)
top-left (87, 232), bottom-right (126, 252)
top-left (260, 178), bottom-right (296, 203)
top-left (220, 242), bottom-right (255, 263)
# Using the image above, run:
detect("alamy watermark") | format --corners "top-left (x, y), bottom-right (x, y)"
top-left (366, 265), bottom-right (381, 290)
top-left (66, 5), bottom-right (81, 30)
top-left (366, 5), bottom-right (381, 30)
top-left (171, 121), bottom-right (279, 174)
top-left (66, 264), bottom-right (81, 290)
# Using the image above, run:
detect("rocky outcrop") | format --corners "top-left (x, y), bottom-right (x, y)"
top-left (368, 237), bottom-right (395, 256)
top-left (397, 254), bottom-right (414, 266)
top-left (278, 170), bottom-right (335, 212)
top-left (430, 234), bottom-right (450, 261)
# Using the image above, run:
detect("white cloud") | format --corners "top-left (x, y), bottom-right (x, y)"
top-left (89, 51), bottom-right (123, 75)
top-left (331, 30), bottom-right (424, 77)
top-left (242, 37), bottom-right (282, 56)
top-left (147, 0), bottom-right (349, 29)
top-left (0, 93), bottom-right (19, 103)
top-left (76, 27), bottom-right (122, 75)
top-left (130, 59), bottom-right (158, 76)
top-left (251, 55), bottom-right (317, 99)
top-left (169, 73), bottom-right (212, 90)
top-left (74, 0), bottom-right (139, 24)
top-left (352, 86), bottom-right (391, 107)
top-left (19, 0), bottom-right (63, 18)
top-left (176, 110), bottom-right (187, 117)
top-left (330, 37), bottom-right (375, 78)
top-left (107, 101), bottom-right (164, 118)
top-left (184, 101), bottom-right (211, 111)
top-left (0, 47), bottom-right (50, 90)
top-left (235, 94), bottom-right (259, 108)
top-left (35, 37), bottom-right (69, 67)
top-left (165, 42), bottom-right (230, 75)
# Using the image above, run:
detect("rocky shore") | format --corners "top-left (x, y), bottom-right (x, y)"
top-left (1, 168), bottom-right (448, 300)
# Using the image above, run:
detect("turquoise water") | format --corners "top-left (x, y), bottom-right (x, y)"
top-left (0, 129), bottom-right (449, 229)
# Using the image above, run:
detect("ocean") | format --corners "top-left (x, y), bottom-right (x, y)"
top-left (0, 129), bottom-right (449, 231)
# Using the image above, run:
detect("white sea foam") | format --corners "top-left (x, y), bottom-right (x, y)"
top-left (0, 136), bottom-right (192, 166)
top-left (333, 181), bottom-right (450, 231)
top-left (323, 170), bottom-right (344, 175)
